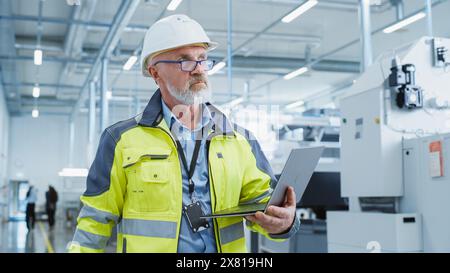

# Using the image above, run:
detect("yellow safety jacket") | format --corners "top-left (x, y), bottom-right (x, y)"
top-left (68, 90), bottom-right (298, 253)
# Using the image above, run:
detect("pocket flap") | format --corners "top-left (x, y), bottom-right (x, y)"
top-left (122, 147), bottom-right (172, 168)
top-left (140, 161), bottom-right (168, 183)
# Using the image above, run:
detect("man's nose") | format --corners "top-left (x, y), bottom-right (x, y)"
top-left (191, 61), bottom-right (206, 75)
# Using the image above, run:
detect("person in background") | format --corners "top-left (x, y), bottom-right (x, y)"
top-left (25, 185), bottom-right (38, 231)
top-left (45, 185), bottom-right (58, 229)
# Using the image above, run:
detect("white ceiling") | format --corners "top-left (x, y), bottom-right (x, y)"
top-left (3, 0), bottom-right (450, 116)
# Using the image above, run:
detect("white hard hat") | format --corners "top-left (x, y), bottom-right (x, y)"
top-left (140, 14), bottom-right (218, 77)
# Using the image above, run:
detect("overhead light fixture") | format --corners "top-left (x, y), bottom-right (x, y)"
top-left (32, 108), bottom-right (39, 118)
top-left (383, 12), bottom-right (426, 34)
top-left (32, 85), bottom-right (40, 98)
top-left (285, 100), bottom-right (305, 110)
top-left (167, 0), bottom-right (183, 11)
top-left (58, 168), bottom-right (89, 177)
top-left (283, 67), bottom-right (308, 80)
top-left (281, 0), bottom-right (318, 23)
top-left (34, 49), bottom-right (42, 65)
top-left (106, 90), bottom-right (112, 100)
top-left (208, 61), bottom-right (226, 76)
top-left (123, 55), bottom-right (138, 70)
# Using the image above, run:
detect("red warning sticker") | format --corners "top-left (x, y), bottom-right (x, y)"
top-left (429, 141), bottom-right (444, 178)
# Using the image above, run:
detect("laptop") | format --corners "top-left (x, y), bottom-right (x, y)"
top-left (201, 146), bottom-right (324, 219)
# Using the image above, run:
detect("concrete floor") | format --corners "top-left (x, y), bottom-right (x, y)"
top-left (0, 219), bottom-right (116, 253)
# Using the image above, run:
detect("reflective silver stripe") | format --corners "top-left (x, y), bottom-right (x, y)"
top-left (78, 205), bottom-right (119, 224)
top-left (220, 222), bottom-right (244, 245)
top-left (73, 228), bottom-right (109, 250)
top-left (239, 189), bottom-right (273, 205)
top-left (134, 112), bottom-right (143, 123)
top-left (118, 218), bottom-right (177, 239)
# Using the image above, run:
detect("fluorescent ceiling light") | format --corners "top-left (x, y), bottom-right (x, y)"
top-left (123, 55), bottom-right (138, 70)
top-left (208, 61), bottom-right (226, 76)
top-left (282, 0), bottom-right (318, 23)
top-left (286, 100), bottom-right (305, 110)
top-left (167, 0), bottom-right (183, 11)
top-left (58, 168), bottom-right (89, 177)
top-left (32, 109), bottom-right (39, 118)
top-left (32, 86), bottom-right (40, 98)
top-left (383, 12), bottom-right (426, 34)
top-left (34, 49), bottom-right (42, 65)
top-left (283, 67), bottom-right (308, 80)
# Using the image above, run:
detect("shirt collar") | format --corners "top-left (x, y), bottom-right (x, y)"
top-left (161, 98), bottom-right (213, 132)
top-left (138, 89), bottom-right (235, 137)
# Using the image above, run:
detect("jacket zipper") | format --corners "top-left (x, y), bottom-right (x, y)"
top-left (206, 136), bottom-right (222, 253)
top-left (156, 125), bottom-right (184, 252)
top-left (152, 123), bottom-right (222, 252)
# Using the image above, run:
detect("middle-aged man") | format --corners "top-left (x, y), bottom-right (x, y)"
top-left (69, 14), bottom-right (300, 253)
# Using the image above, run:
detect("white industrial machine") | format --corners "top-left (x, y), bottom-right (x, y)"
top-left (327, 37), bottom-right (450, 252)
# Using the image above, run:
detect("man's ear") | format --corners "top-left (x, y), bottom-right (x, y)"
top-left (148, 66), bottom-right (159, 85)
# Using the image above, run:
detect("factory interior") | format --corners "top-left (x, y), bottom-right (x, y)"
top-left (0, 0), bottom-right (450, 253)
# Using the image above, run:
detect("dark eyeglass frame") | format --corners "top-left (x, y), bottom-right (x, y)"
top-left (152, 59), bottom-right (216, 72)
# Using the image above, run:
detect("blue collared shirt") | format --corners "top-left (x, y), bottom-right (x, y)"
top-left (161, 99), bottom-right (218, 253)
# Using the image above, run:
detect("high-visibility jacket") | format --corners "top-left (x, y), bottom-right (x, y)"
top-left (68, 89), bottom-right (297, 253)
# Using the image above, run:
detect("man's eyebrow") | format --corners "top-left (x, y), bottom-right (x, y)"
top-left (177, 54), bottom-right (192, 60)
top-left (176, 53), bottom-right (207, 60)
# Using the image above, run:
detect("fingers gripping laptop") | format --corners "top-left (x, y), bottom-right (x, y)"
top-left (201, 146), bottom-right (324, 219)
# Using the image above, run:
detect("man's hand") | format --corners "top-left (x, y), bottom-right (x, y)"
top-left (245, 186), bottom-right (296, 234)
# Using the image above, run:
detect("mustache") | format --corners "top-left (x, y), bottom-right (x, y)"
top-left (189, 75), bottom-right (208, 86)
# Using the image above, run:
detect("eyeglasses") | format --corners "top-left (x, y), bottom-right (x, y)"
top-left (152, 59), bottom-right (216, 72)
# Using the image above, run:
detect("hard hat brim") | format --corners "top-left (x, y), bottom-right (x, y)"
top-left (142, 41), bottom-right (218, 78)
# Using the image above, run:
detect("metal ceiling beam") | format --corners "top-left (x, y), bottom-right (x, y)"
top-left (57, 0), bottom-right (98, 96)
top-left (15, 43), bottom-right (63, 53)
top-left (36, 0), bottom-right (44, 47)
top-left (392, 0), bottom-right (405, 20)
top-left (3, 15), bottom-right (324, 45)
top-left (426, 0), bottom-right (434, 36)
top-left (69, 0), bottom-right (141, 121)
top-left (239, 0), bottom-right (393, 13)
top-left (86, 23), bottom-right (323, 45)
top-left (0, 54), bottom-right (94, 64)
top-left (8, 97), bottom-right (76, 107)
top-left (359, 0), bottom-right (373, 73)
top-left (250, 0), bottom-right (449, 95)
top-left (16, 34), bottom-right (64, 44)
top-left (0, 0), bottom-right (392, 28)
top-left (0, 14), bottom-right (150, 33)
top-left (0, 52), bottom-right (360, 76)
top-left (3, 82), bottom-right (81, 90)
top-left (2, 81), bottom-right (156, 94)
top-left (213, 0), bottom-right (330, 76)
top-left (227, 0), bottom-right (233, 98)
top-left (227, 55), bottom-right (360, 73)
top-left (240, 0), bottom-right (359, 11)
top-left (87, 80), bottom-right (96, 164)
top-left (10, 108), bottom-right (70, 117)
top-left (100, 58), bottom-right (108, 131)
top-left (0, 14), bottom-right (111, 28)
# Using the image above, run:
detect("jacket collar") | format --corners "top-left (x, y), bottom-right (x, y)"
top-left (138, 89), bottom-right (235, 136)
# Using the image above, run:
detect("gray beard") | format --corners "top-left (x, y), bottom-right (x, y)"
top-left (166, 82), bottom-right (211, 105)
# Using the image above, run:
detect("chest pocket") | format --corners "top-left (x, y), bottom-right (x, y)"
top-left (122, 147), bottom-right (174, 213)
